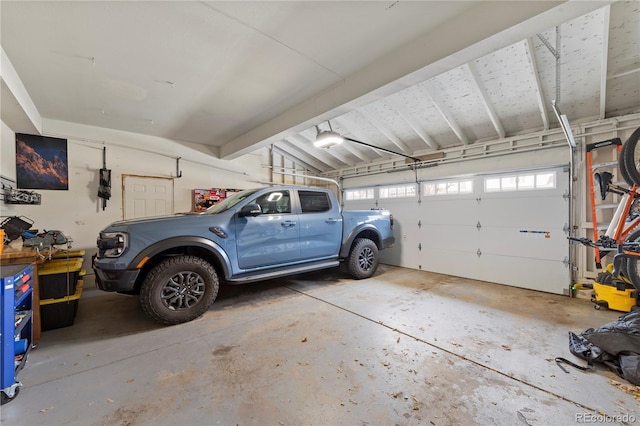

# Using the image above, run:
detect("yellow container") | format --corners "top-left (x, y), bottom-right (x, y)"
top-left (593, 282), bottom-right (638, 312)
top-left (39, 257), bottom-right (83, 275)
top-left (0, 229), bottom-right (4, 254)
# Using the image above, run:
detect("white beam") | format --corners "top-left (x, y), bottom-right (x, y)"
top-left (358, 107), bottom-right (412, 153)
top-left (332, 116), bottom-right (387, 160)
top-left (276, 141), bottom-right (328, 172)
top-left (599, 5), bottom-right (611, 119)
top-left (0, 47), bottom-right (42, 134)
top-left (384, 97), bottom-right (439, 150)
top-left (220, 1), bottom-right (612, 159)
top-left (466, 62), bottom-right (506, 139)
top-left (422, 82), bottom-right (469, 145)
top-left (524, 38), bottom-right (550, 130)
top-left (272, 143), bottom-right (324, 173)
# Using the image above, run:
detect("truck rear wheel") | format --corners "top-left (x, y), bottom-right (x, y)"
top-left (347, 238), bottom-right (379, 279)
top-left (140, 255), bottom-right (219, 325)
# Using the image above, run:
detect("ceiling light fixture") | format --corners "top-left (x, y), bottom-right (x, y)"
top-left (314, 125), bottom-right (344, 148)
top-left (314, 121), bottom-right (421, 163)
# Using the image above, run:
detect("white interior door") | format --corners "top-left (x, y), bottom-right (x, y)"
top-left (123, 175), bottom-right (174, 219)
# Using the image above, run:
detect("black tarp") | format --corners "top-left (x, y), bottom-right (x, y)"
top-left (565, 309), bottom-right (640, 385)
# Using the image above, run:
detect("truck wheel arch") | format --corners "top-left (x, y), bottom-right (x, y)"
top-left (340, 225), bottom-right (382, 259)
top-left (129, 237), bottom-right (232, 291)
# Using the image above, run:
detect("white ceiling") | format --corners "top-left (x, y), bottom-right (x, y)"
top-left (1, 1), bottom-right (639, 174)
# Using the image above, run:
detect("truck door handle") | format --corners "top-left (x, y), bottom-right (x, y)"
top-left (325, 218), bottom-right (339, 223)
top-left (281, 221), bottom-right (296, 227)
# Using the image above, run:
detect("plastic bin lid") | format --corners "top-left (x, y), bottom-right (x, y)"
top-left (39, 279), bottom-right (84, 305)
top-left (38, 257), bottom-right (83, 275)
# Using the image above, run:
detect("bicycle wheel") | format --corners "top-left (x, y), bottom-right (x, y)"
top-left (618, 138), bottom-right (635, 186)
top-left (621, 127), bottom-right (640, 186)
top-left (623, 227), bottom-right (640, 290)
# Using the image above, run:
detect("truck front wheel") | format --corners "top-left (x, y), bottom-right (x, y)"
top-left (347, 238), bottom-right (379, 279)
top-left (140, 255), bottom-right (219, 325)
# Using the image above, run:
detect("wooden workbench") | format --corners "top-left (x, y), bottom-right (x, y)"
top-left (1, 246), bottom-right (58, 342)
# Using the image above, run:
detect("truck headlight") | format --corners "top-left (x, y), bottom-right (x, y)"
top-left (97, 232), bottom-right (128, 257)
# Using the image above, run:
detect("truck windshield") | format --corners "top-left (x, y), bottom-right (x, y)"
top-left (205, 189), bottom-right (259, 214)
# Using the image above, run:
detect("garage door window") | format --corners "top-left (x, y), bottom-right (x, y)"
top-left (423, 179), bottom-right (473, 196)
top-left (345, 188), bottom-right (374, 201)
top-left (484, 171), bottom-right (556, 192)
top-left (379, 184), bottom-right (416, 199)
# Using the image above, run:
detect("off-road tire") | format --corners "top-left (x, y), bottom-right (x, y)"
top-left (347, 238), bottom-right (379, 279)
top-left (140, 255), bottom-right (219, 325)
top-left (622, 127), bottom-right (640, 186)
top-left (622, 228), bottom-right (640, 291)
top-left (618, 139), bottom-right (634, 187)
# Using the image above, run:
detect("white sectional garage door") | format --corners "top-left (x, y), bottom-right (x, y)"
top-left (344, 165), bottom-right (570, 294)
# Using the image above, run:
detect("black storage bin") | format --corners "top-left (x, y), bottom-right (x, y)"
top-left (40, 279), bottom-right (83, 331)
top-left (38, 258), bottom-right (83, 299)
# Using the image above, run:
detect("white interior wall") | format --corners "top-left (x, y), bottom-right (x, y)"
top-left (0, 118), bottom-right (268, 269)
top-left (1, 120), bottom-right (16, 175)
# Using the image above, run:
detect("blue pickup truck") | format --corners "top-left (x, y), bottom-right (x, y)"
top-left (93, 186), bottom-right (394, 325)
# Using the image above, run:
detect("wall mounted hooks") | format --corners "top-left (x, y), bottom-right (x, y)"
top-left (176, 157), bottom-right (182, 178)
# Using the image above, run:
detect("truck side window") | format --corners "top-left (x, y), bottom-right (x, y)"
top-left (299, 191), bottom-right (331, 213)
top-left (253, 191), bottom-right (291, 214)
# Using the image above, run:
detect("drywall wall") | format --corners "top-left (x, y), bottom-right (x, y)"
top-left (0, 118), bottom-right (268, 267)
top-left (1, 120), bottom-right (15, 176)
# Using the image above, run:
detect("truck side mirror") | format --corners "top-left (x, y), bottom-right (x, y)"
top-left (239, 203), bottom-right (262, 217)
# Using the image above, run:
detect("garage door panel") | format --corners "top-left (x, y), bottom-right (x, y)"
top-left (364, 165), bottom-right (569, 294)
top-left (381, 219), bottom-right (412, 267)
top-left (419, 198), bottom-right (477, 225)
top-left (422, 224), bottom-right (479, 250)
top-left (473, 253), bottom-right (569, 294)
top-left (420, 249), bottom-right (568, 294)
top-left (478, 195), bottom-right (568, 228)
top-left (420, 248), bottom-right (482, 278)
top-left (479, 227), bottom-right (568, 260)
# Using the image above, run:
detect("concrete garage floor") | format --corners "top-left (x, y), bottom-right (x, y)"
top-left (1, 265), bottom-right (638, 425)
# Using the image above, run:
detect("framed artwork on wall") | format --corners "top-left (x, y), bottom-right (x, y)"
top-left (193, 188), bottom-right (226, 212)
top-left (193, 188), bottom-right (241, 212)
top-left (16, 133), bottom-right (68, 190)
